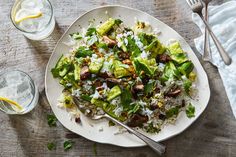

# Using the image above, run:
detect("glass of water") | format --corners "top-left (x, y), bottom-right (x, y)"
top-left (0, 70), bottom-right (39, 114)
top-left (10, 0), bottom-right (55, 40)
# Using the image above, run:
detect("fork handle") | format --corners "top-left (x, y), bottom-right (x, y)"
top-left (203, 3), bottom-right (212, 61)
top-left (199, 14), bottom-right (232, 65)
top-left (104, 114), bottom-right (165, 155)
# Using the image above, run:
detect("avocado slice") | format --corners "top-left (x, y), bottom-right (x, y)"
top-left (97, 18), bottom-right (116, 36)
top-left (89, 58), bottom-right (104, 74)
top-left (107, 85), bottom-right (122, 101)
top-left (113, 60), bottom-right (131, 78)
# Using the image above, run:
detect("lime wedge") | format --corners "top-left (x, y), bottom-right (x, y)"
top-left (0, 97), bottom-right (23, 111)
top-left (15, 11), bottom-right (43, 24)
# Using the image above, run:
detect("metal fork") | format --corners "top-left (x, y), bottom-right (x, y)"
top-left (73, 96), bottom-right (165, 155)
top-left (186, 0), bottom-right (232, 65)
top-left (202, 0), bottom-right (212, 61)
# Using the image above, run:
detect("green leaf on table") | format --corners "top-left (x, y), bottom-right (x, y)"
top-left (93, 143), bottom-right (97, 156)
top-left (47, 142), bottom-right (56, 151)
top-left (186, 103), bottom-right (195, 118)
top-left (47, 114), bottom-right (57, 127)
top-left (64, 140), bottom-right (74, 151)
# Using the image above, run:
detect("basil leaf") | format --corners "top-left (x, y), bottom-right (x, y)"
top-left (144, 81), bottom-right (155, 95)
top-left (75, 46), bottom-right (93, 58)
top-left (47, 114), bottom-right (57, 127)
top-left (80, 95), bottom-right (92, 102)
top-left (166, 106), bottom-right (179, 118)
top-left (47, 142), bottom-right (56, 151)
top-left (186, 103), bottom-right (195, 118)
top-left (86, 27), bottom-right (97, 36)
top-left (93, 143), bottom-right (97, 156)
top-left (70, 32), bottom-right (82, 40)
top-left (184, 79), bottom-right (192, 95)
top-left (63, 140), bottom-right (74, 151)
top-left (121, 89), bottom-right (132, 109)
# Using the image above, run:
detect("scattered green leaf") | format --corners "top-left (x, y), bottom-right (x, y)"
top-left (47, 114), bottom-right (57, 127)
top-left (47, 142), bottom-right (56, 151)
top-left (63, 140), bottom-right (74, 151)
top-left (93, 143), bottom-right (97, 156)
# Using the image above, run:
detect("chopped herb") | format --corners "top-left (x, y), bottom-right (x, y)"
top-left (114, 19), bottom-right (123, 25)
top-left (80, 94), bottom-right (92, 102)
top-left (108, 120), bottom-right (116, 126)
top-left (184, 79), bottom-right (192, 95)
top-left (93, 143), bottom-right (97, 156)
top-left (186, 103), bottom-right (195, 118)
top-left (70, 32), bottom-right (82, 40)
top-left (128, 104), bottom-right (140, 115)
top-left (47, 142), bottom-right (56, 150)
top-left (165, 106), bottom-right (179, 118)
top-left (144, 81), bottom-right (155, 95)
top-left (63, 140), bottom-right (74, 151)
top-left (120, 89), bottom-right (132, 109)
top-left (75, 46), bottom-right (93, 58)
top-left (47, 114), bottom-right (57, 127)
top-left (146, 123), bottom-right (161, 133)
top-left (86, 27), bottom-right (97, 36)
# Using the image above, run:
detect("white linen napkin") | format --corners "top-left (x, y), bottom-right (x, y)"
top-left (192, 1), bottom-right (236, 118)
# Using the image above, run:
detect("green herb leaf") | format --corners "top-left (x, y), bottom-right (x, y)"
top-left (97, 42), bottom-right (108, 50)
top-left (80, 95), bottom-right (92, 102)
top-left (184, 79), bottom-right (192, 95)
top-left (120, 89), bottom-right (132, 109)
top-left (75, 46), bottom-right (93, 58)
top-left (86, 27), bottom-right (97, 36)
top-left (166, 106), bottom-right (179, 118)
top-left (93, 143), bottom-right (97, 156)
top-left (127, 36), bottom-right (141, 58)
top-left (47, 142), bottom-right (56, 151)
top-left (47, 114), bottom-right (57, 127)
top-left (146, 122), bottom-right (161, 133)
top-left (70, 32), bottom-right (82, 40)
top-left (127, 104), bottom-right (140, 115)
top-left (114, 19), bottom-right (123, 25)
top-left (63, 140), bottom-right (74, 151)
top-left (108, 120), bottom-right (115, 127)
top-left (144, 81), bottom-right (155, 95)
top-left (186, 103), bottom-right (195, 118)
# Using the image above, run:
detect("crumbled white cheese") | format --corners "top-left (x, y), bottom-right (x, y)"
top-left (92, 90), bottom-right (101, 99)
top-left (72, 89), bottom-right (81, 97)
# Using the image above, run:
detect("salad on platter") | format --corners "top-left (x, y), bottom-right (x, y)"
top-left (51, 18), bottom-right (197, 133)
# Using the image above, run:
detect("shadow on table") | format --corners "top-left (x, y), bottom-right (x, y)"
top-left (25, 21), bottom-right (64, 56)
top-left (8, 89), bottom-right (61, 157)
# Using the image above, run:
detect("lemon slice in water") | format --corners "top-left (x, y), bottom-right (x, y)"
top-left (0, 97), bottom-right (23, 111)
top-left (15, 10), bottom-right (43, 24)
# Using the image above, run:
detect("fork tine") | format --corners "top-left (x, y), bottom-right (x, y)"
top-left (187, 0), bottom-right (193, 5)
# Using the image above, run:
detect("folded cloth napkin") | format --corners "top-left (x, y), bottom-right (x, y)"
top-left (192, 1), bottom-right (236, 118)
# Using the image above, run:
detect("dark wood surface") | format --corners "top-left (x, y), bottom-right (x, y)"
top-left (0, 0), bottom-right (235, 156)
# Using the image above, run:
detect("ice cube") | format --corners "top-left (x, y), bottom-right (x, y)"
top-left (5, 71), bottom-right (22, 85)
top-left (0, 78), bottom-right (7, 89)
top-left (21, 0), bottom-right (43, 10)
top-left (37, 14), bottom-right (50, 31)
top-left (17, 80), bottom-right (31, 94)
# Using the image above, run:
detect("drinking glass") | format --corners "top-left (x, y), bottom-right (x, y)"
top-left (10, 0), bottom-right (55, 40)
top-left (0, 70), bottom-right (39, 114)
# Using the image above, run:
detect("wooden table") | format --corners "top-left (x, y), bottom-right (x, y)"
top-left (0, 0), bottom-right (235, 156)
